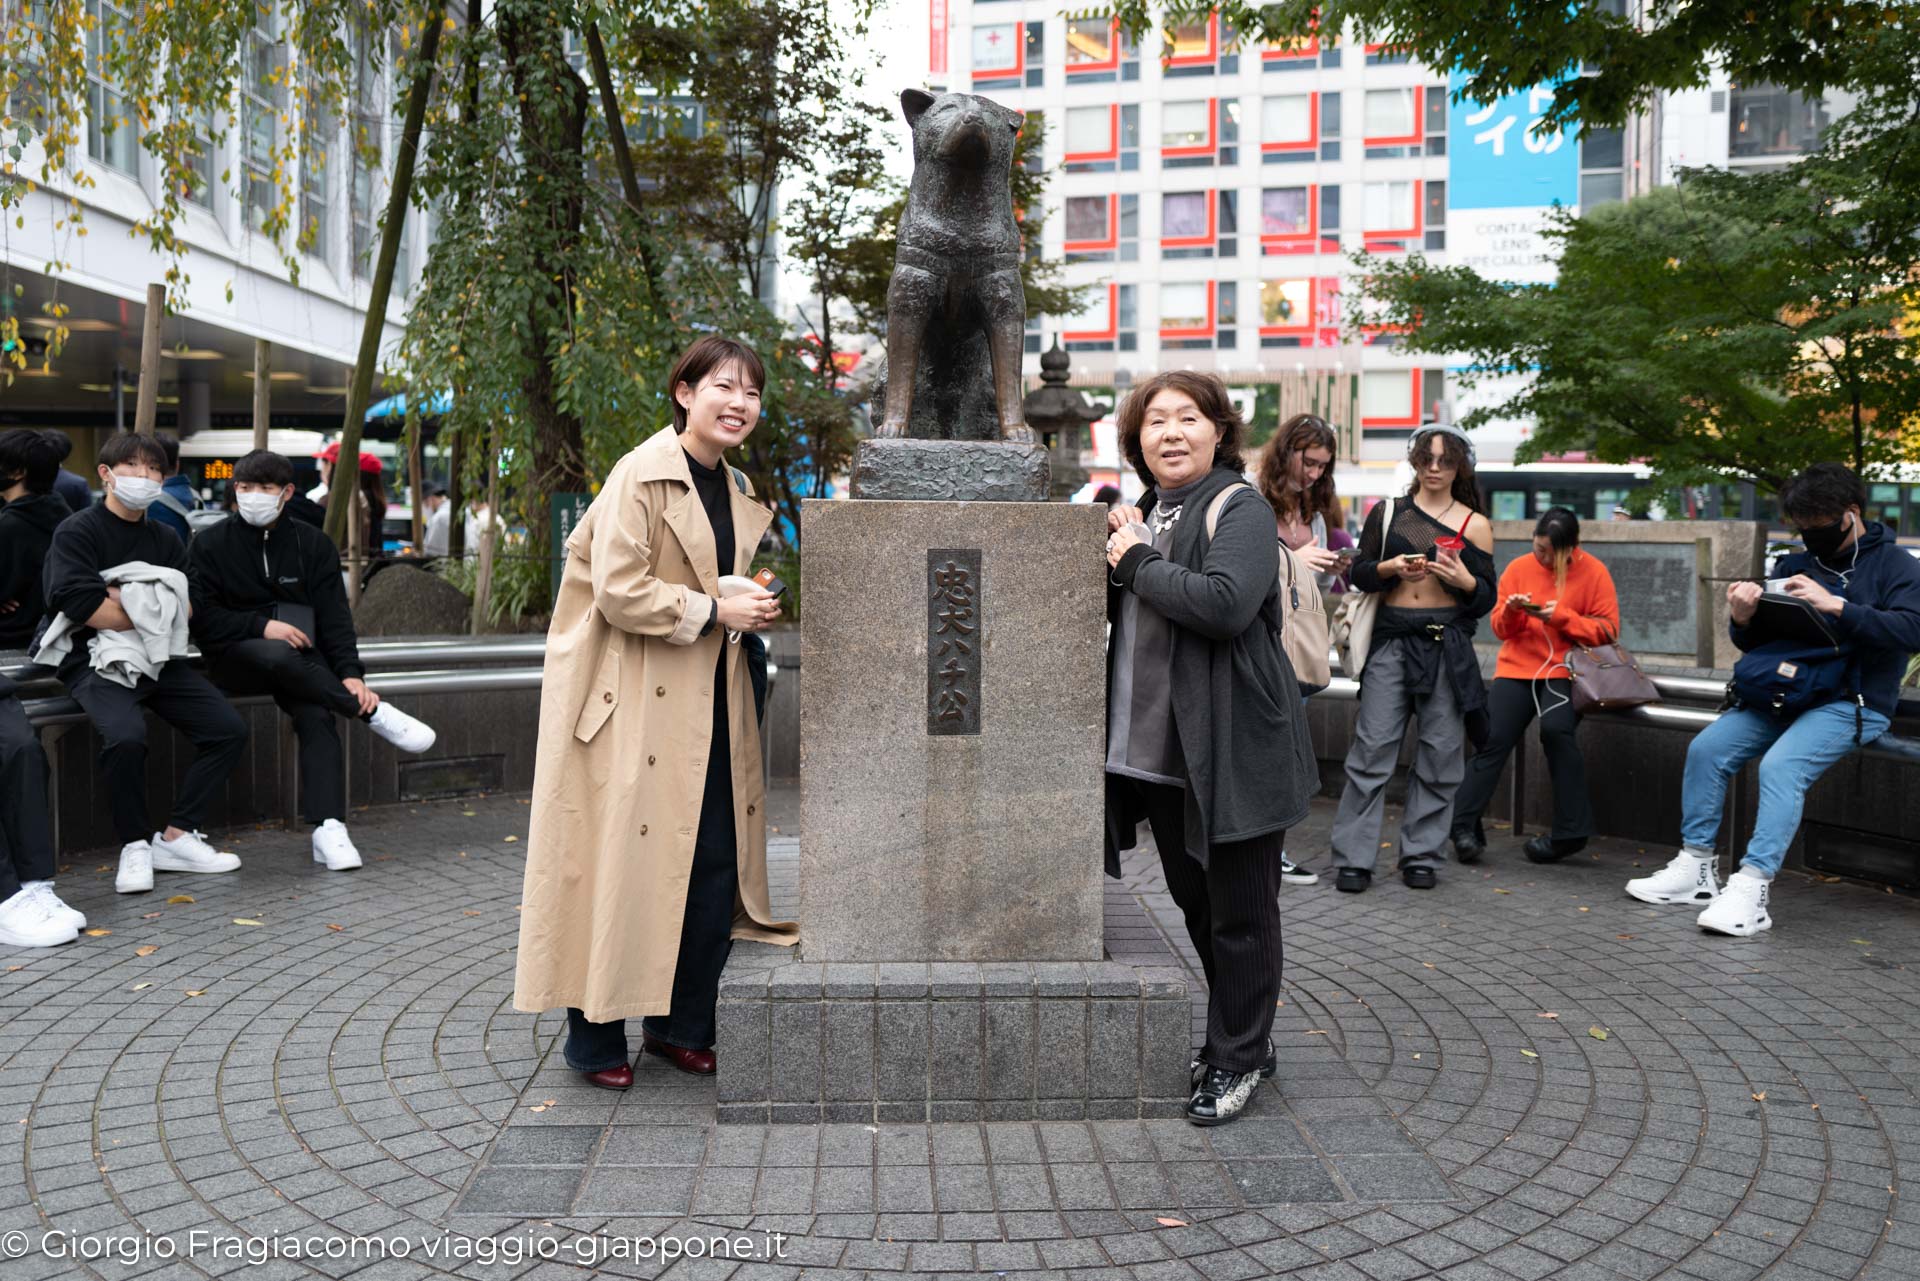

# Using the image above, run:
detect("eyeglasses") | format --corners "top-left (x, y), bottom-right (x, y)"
top-left (1414, 454), bottom-right (1454, 472)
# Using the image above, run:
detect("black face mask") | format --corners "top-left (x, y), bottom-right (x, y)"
top-left (1799, 513), bottom-right (1854, 562)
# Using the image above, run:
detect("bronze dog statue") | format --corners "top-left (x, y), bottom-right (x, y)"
top-left (875, 89), bottom-right (1032, 445)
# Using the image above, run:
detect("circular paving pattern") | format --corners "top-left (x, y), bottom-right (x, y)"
top-left (2, 793), bottom-right (1917, 1279)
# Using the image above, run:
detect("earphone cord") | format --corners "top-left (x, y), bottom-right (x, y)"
top-left (1531, 614), bottom-right (1571, 722)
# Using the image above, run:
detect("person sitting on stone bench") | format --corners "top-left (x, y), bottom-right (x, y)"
top-left (33, 431), bottom-right (250, 895)
top-left (1628, 463), bottom-right (1920, 935)
top-left (190, 449), bottom-right (437, 872)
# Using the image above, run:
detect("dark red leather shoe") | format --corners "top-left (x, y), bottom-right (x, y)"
top-left (642, 1034), bottom-right (716, 1076)
top-left (580, 1063), bottom-right (633, 1090)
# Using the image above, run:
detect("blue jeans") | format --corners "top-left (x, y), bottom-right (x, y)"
top-left (1681, 702), bottom-right (1890, 878)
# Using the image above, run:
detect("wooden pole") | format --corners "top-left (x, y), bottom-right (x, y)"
top-left (408, 425), bottom-right (425, 550)
top-left (470, 424), bottom-right (501, 634)
top-left (447, 431), bottom-right (465, 558)
top-left (252, 340), bottom-right (271, 449)
top-left (346, 485), bottom-right (364, 607)
top-left (133, 283), bottom-right (164, 436)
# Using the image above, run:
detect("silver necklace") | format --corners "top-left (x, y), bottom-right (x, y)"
top-left (1150, 504), bottom-right (1185, 535)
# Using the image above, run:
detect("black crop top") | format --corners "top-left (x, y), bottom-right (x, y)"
top-left (1349, 496), bottom-right (1497, 614)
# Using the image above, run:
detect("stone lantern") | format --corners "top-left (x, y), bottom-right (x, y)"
top-left (1020, 339), bottom-right (1106, 499)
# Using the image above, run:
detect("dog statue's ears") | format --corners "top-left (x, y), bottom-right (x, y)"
top-left (902, 88), bottom-right (937, 129)
top-left (1002, 105), bottom-right (1025, 134)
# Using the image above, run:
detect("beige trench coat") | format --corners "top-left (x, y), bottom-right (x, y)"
top-left (513, 427), bottom-right (797, 1023)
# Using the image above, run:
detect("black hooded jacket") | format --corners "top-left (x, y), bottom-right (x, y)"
top-left (0, 492), bottom-right (76, 647)
top-left (188, 512), bottom-right (364, 679)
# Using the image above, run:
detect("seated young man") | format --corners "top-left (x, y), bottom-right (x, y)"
top-left (0, 675), bottom-right (81, 947)
top-left (190, 450), bottom-right (436, 870)
top-left (1628, 463), bottom-right (1920, 935)
top-left (0, 429), bottom-right (74, 651)
top-left (36, 432), bottom-right (249, 894)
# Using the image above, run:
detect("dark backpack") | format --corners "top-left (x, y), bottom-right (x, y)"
top-left (1729, 639), bottom-right (1865, 741)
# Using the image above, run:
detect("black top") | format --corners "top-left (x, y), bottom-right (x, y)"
top-left (684, 449), bottom-right (735, 577)
top-left (39, 500), bottom-right (196, 678)
top-left (0, 492), bottom-right (72, 647)
top-left (189, 513), bottom-right (363, 679)
top-left (1349, 496), bottom-right (1497, 612)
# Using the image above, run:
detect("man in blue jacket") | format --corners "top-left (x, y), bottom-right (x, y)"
top-left (1627, 464), bottom-right (1920, 935)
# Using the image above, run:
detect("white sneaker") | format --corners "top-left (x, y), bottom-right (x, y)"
top-left (0, 886), bottom-right (79, 948)
top-left (24, 882), bottom-right (85, 930)
top-left (1697, 871), bottom-right (1772, 937)
top-left (149, 830), bottom-right (241, 875)
top-left (116, 840), bottom-right (154, 894)
top-left (1279, 854), bottom-right (1319, 886)
top-left (368, 702), bottom-right (436, 754)
top-left (1625, 850), bottom-right (1720, 906)
top-left (311, 819), bottom-right (363, 871)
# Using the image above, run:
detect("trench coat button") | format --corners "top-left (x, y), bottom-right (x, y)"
top-left (656, 686), bottom-right (665, 696)
top-left (746, 804), bottom-right (755, 816)
top-left (648, 755), bottom-right (656, 765)
top-left (639, 824), bottom-right (648, 835)
top-left (602, 692), bottom-right (613, 704)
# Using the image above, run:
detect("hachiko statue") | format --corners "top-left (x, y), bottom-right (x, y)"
top-left (875, 89), bottom-right (1032, 445)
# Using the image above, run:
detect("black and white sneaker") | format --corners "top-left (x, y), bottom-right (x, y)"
top-left (1279, 854), bottom-right (1319, 885)
top-left (1187, 1064), bottom-right (1260, 1126)
top-left (1191, 1039), bottom-right (1277, 1081)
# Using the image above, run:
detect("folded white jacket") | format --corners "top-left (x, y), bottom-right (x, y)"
top-left (31, 561), bottom-right (194, 687)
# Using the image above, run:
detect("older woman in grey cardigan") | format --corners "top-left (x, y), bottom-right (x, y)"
top-left (1103, 371), bottom-right (1318, 1128)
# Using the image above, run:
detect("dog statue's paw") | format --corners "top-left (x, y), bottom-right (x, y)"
top-left (1000, 422), bottom-right (1035, 447)
top-left (873, 418), bottom-right (908, 440)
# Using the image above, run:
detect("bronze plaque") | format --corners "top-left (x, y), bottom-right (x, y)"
top-left (927, 549), bottom-right (982, 735)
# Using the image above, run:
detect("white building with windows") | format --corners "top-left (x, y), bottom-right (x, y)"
top-left (3, 1), bottom-right (443, 487)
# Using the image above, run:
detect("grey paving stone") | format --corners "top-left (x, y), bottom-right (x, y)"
top-left (1226, 1158), bottom-right (1346, 1204)
top-left (458, 1167), bottom-right (583, 1215)
top-left (599, 1125), bottom-right (710, 1166)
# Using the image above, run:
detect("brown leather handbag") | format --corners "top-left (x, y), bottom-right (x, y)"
top-left (1565, 627), bottom-right (1661, 714)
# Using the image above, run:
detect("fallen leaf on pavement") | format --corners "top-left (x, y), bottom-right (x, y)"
top-left (1493, 888), bottom-right (1512, 894)
top-left (1536, 1012), bottom-right (1559, 1020)
top-left (1422, 962), bottom-right (1436, 969)
top-left (166, 895), bottom-right (194, 904)
top-left (1589, 1027), bottom-right (1609, 1040)
top-left (529, 1105), bottom-right (546, 1113)
top-left (461, 810), bottom-right (476, 816)
top-left (141, 912), bottom-right (161, 920)
top-left (1155, 1217), bottom-right (1188, 1228)
top-left (503, 835), bottom-right (519, 843)
top-left (1578, 907), bottom-right (1590, 913)
top-left (5, 965), bottom-right (23, 972)
top-left (463, 910), bottom-right (482, 917)
top-left (131, 983), bottom-right (151, 991)
top-left (1616, 934), bottom-right (1637, 940)
top-left (1752, 1092), bottom-right (1766, 1102)
top-left (1520, 1049), bottom-right (1539, 1059)
top-left (134, 946), bottom-right (158, 957)
top-left (232, 918), bottom-right (263, 927)
top-left (326, 924), bottom-right (344, 931)
top-left (184, 989), bottom-right (206, 997)
top-left (1850, 939), bottom-right (1872, 946)
top-left (1304, 1029), bottom-right (1329, 1035)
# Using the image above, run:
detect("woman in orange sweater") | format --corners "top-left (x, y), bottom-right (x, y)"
top-left (1449, 508), bottom-right (1620, 865)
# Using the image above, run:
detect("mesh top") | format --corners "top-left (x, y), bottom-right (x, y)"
top-left (1362, 498), bottom-right (1471, 561)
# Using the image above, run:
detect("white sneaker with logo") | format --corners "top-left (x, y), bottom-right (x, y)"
top-left (116, 840), bottom-right (154, 894)
top-left (311, 820), bottom-right (363, 871)
top-left (1697, 871), bottom-right (1772, 937)
top-left (1625, 851), bottom-right (1720, 906)
top-left (0, 886), bottom-right (79, 948)
top-left (368, 703), bottom-right (436, 754)
top-left (24, 882), bottom-right (85, 931)
top-left (150, 830), bottom-right (241, 875)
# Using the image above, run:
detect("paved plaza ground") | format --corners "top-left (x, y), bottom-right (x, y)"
top-left (4, 787), bottom-right (1920, 1280)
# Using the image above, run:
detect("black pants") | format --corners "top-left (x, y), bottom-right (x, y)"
top-left (210, 639), bottom-right (363, 825)
top-left (0, 697), bottom-right (55, 900)
top-left (1133, 779), bottom-right (1285, 1076)
top-left (1451, 677), bottom-right (1594, 844)
top-left (67, 664), bottom-right (249, 844)
top-left (566, 652), bottom-right (739, 1068)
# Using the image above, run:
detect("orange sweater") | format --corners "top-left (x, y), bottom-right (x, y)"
top-left (1489, 548), bottom-right (1621, 680)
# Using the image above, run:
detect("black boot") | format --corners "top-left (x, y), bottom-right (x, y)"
top-left (1335, 867), bottom-right (1372, 894)
top-left (1524, 835), bottom-right (1588, 864)
top-left (1451, 828), bottom-right (1485, 864)
top-left (1401, 866), bottom-right (1438, 889)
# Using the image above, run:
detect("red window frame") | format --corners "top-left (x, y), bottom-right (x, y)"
top-left (1063, 195), bottom-right (1120, 254)
top-left (1362, 87), bottom-right (1422, 147)
top-left (1164, 12), bottom-right (1220, 67)
top-left (1161, 98), bottom-right (1218, 159)
top-left (1260, 92), bottom-right (1318, 155)
top-left (1262, 34), bottom-right (1319, 62)
top-left (1065, 17), bottom-right (1122, 76)
top-left (1361, 179), bottom-right (1423, 252)
top-left (1160, 191), bottom-right (1217, 250)
top-left (1259, 184), bottom-right (1330, 254)
top-left (1362, 368), bottom-right (1424, 428)
top-left (1063, 283), bottom-right (1120, 343)
top-left (971, 21), bottom-right (1026, 84)
top-left (1063, 104), bottom-right (1121, 164)
top-left (1158, 281), bottom-right (1218, 340)
top-left (1257, 277), bottom-right (1318, 338)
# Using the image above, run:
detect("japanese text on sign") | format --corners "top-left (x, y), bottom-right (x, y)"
top-left (927, 549), bottom-right (982, 735)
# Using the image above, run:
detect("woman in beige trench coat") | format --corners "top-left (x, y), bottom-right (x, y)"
top-left (513, 335), bottom-right (796, 1089)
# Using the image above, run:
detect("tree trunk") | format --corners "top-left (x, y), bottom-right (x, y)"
top-left (134, 283), bottom-right (164, 436)
top-left (447, 0), bottom-right (480, 563)
top-left (584, 21), bottom-right (659, 295)
top-left (252, 340), bottom-right (271, 448)
top-left (325, 2), bottom-right (448, 547)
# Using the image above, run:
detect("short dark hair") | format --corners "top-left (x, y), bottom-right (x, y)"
top-left (1114, 371), bottom-right (1248, 488)
top-left (157, 433), bottom-right (181, 473)
top-left (1779, 463), bottom-right (1866, 525)
top-left (0, 429), bottom-right (66, 494)
top-left (97, 432), bottom-right (169, 473)
top-left (1533, 506), bottom-right (1580, 550)
top-left (667, 335), bottom-right (766, 435)
top-left (233, 449), bottom-right (295, 488)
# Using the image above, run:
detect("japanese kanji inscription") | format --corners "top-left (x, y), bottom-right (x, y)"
top-left (927, 549), bottom-right (983, 735)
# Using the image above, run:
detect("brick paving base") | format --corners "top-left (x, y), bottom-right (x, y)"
top-left (4, 788), bottom-right (1920, 1278)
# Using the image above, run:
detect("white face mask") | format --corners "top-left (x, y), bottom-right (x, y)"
top-left (108, 474), bottom-right (163, 512)
top-left (236, 492), bottom-right (285, 527)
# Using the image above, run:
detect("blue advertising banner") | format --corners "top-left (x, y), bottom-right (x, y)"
top-left (1446, 71), bottom-right (1579, 210)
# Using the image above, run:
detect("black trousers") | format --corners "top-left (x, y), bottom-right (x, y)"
top-left (210, 639), bottom-right (363, 825)
top-left (67, 664), bottom-right (249, 844)
top-left (567, 652), bottom-right (739, 1068)
top-left (0, 697), bottom-right (55, 900)
top-left (1450, 677), bottom-right (1594, 844)
top-left (1133, 779), bottom-right (1285, 1076)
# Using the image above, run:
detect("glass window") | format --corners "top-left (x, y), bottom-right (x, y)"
top-left (1363, 181), bottom-right (1416, 231)
top-left (1118, 283), bottom-right (1138, 329)
top-left (1025, 21), bottom-right (1044, 86)
top-left (183, 108), bottom-right (216, 206)
top-left (1065, 16), bottom-right (1115, 66)
top-left (1166, 18), bottom-right (1212, 60)
top-left (1579, 172), bottom-right (1623, 207)
top-left (972, 24), bottom-right (1020, 75)
top-left (1162, 100), bottom-right (1212, 149)
top-left (1363, 88), bottom-right (1417, 139)
top-left (85, 0), bottom-right (137, 174)
top-left (302, 105), bottom-right (332, 250)
top-left (1424, 86), bottom-right (1448, 138)
top-left (350, 32), bottom-right (380, 275)
top-left (1065, 195), bottom-right (1110, 243)
top-left (1424, 181), bottom-right (1446, 228)
top-left (1362, 369), bottom-right (1413, 419)
top-left (1161, 282), bottom-right (1211, 330)
top-left (1262, 94), bottom-right (1313, 145)
top-left (1320, 91), bottom-right (1341, 137)
top-left (1261, 279), bottom-right (1311, 327)
top-left (1729, 84), bottom-right (1830, 158)
top-left (1065, 105), bottom-right (1113, 154)
top-left (1262, 187), bottom-right (1310, 236)
top-left (1162, 191), bottom-right (1209, 239)
top-left (1320, 184), bottom-right (1340, 230)
top-left (1581, 124), bottom-right (1624, 169)
top-left (242, 5), bottom-right (284, 230)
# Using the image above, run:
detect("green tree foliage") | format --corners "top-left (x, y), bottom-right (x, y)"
top-left (1353, 84), bottom-right (1920, 493)
top-left (1100, 0), bottom-right (1918, 130)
